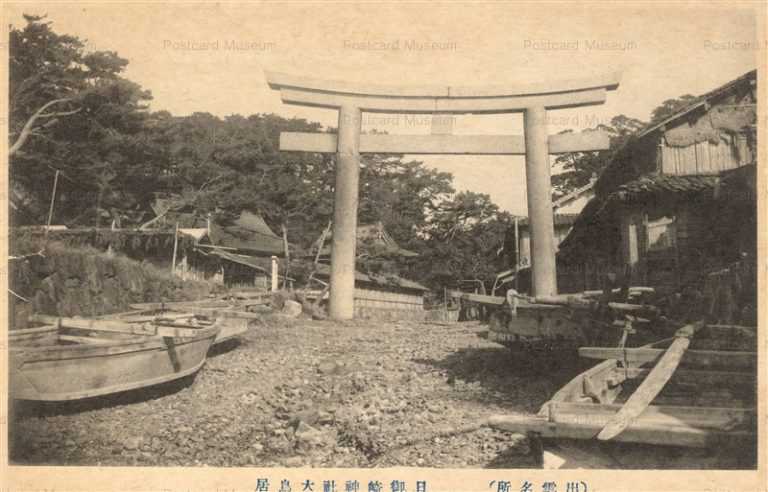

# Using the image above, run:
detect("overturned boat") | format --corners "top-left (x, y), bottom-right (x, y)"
top-left (487, 321), bottom-right (757, 467)
top-left (9, 314), bottom-right (221, 401)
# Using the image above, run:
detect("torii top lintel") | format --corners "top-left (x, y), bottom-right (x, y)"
top-left (265, 70), bottom-right (620, 114)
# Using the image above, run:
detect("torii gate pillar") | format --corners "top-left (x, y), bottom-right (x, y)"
top-left (329, 105), bottom-right (362, 319)
top-left (524, 106), bottom-right (557, 297)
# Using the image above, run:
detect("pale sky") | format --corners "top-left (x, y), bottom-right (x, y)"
top-left (4, 2), bottom-right (760, 214)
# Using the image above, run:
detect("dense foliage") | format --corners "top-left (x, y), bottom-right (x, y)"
top-left (8, 15), bottom-right (700, 291)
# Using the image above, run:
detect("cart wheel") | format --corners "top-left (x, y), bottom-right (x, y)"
top-left (527, 432), bottom-right (544, 467)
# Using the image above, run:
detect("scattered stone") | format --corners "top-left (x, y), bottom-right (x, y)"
top-left (9, 318), bottom-right (565, 469)
top-left (281, 300), bottom-right (303, 317)
top-left (317, 410), bottom-right (334, 425)
top-left (123, 437), bottom-right (143, 451)
top-left (317, 361), bottom-right (343, 375)
top-left (284, 456), bottom-right (303, 467)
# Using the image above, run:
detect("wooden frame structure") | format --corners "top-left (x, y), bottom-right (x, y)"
top-left (266, 71), bottom-right (621, 319)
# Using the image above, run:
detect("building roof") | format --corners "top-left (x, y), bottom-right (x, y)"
top-left (552, 178), bottom-right (596, 210)
top-left (612, 174), bottom-right (719, 202)
top-left (636, 69), bottom-right (756, 139)
top-left (594, 70), bottom-right (756, 197)
top-left (209, 211), bottom-right (285, 256)
top-left (195, 245), bottom-right (296, 277)
top-left (311, 222), bottom-right (419, 258)
top-left (314, 263), bottom-right (429, 292)
top-left (206, 249), bottom-right (269, 274)
top-left (518, 213), bottom-right (580, 229)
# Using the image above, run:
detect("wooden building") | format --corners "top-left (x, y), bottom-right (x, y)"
top-left (515, 213), bottom-right (580, 270)
top-left (558, 70), bottom-right (756, 293)
top-left (176, 211), bottom-right (285, 289)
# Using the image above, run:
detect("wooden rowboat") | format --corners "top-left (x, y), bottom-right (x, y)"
top-left (9, 314), bottom-right (221, 401)
top-left (487, 322), bottom-right (757, 464)
top-left (125, 302), bottom-right (260, 344)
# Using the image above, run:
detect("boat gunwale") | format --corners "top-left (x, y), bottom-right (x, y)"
top-left (10, 325), bottom-right (221, 359)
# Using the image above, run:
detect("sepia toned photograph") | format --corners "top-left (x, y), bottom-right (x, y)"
top-left (2, 1), bottom-right (764, 489)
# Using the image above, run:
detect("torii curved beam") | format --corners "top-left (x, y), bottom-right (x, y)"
top-left (266, 71), bottom-right (621, 320)
top-left (266, 71), bottom-right (621, 114)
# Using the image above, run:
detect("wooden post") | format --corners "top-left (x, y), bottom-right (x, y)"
top-left (171, 222), bottom-right (179, 275)
top-left (280, 223), bottom-right (290, 289)
top-left (44, 169), bottom-right (60, 239)
top-left (523, 106), bottom-right (557, 297)
top-left (514, 216), bottom-right (520, 292)
top-left (271, 256), bottom-right (279, 291)
top-left (329, 105), bottom-right (362, 320)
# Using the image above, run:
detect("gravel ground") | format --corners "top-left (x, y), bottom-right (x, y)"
top-left (10, 317), bottom-right (583, 468)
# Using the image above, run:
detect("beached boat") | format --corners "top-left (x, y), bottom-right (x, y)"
top-left (126, 300), bottom-right (262, 344)
top-left (452, 288), bottom-right (663, 353)
top-left (9, 314), bottom-right (221, 401)
top-left (487, 322), bottom-right (757, 466)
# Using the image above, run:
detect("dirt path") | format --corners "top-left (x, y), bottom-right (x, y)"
top-left (11, 318), bottom-right (583, 467)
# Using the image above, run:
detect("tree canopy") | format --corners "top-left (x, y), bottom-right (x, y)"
top-left (8, 14), bottom-right (707, 292)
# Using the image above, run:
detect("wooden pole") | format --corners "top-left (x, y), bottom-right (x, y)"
top-left (281, 223), bottom-right (290, 289)
top-left (523, 106), bottom-right (557, 297)
top-left (270, 256), bottom-right (279, 291)
top-left (514, 216), bottom-right (519, 292)
top-left (44, 169), bottom-right (60, 239)
top-left (171, 222), bottom-right (179, 275)
top-left (329, 104), bottom-right (362, 320)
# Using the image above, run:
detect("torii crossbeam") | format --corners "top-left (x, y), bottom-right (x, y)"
top-left (266, 71), bottom-right (620, 320)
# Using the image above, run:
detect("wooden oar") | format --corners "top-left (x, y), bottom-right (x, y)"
top-left (596, 321), bottom-right (704, 441)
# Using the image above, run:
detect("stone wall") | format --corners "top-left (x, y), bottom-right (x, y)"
top-left (9, 241), bottom-right (222, 324)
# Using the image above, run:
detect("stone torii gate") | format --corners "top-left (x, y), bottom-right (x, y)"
top-left (266, 71), bottom-right (620, 320)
